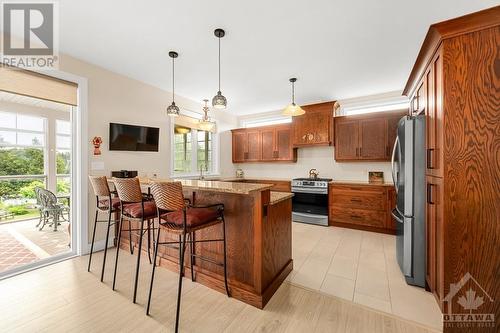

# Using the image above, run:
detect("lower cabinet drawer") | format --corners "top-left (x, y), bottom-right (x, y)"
top-left (330, 190), bottom-right (386, 210)
top-left (330, 207), bottom-right (386, 228)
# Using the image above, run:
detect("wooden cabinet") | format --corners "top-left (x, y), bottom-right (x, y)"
top-left (425, 175), bottom-right (444, 306)
top-left (231, 129), bottom-right (261, 163)
top-left (425, 48), bottom-right (443, 178)
top-left (335, 119), bottom-right (358, 159)
top-left (359, 118), bottom-right (387, 159)
top-left (292, 102), bottom-right (334, 147)
top-left (232, 131), bottom-right (247, 163)
top-left (329, 183), bottom-right (396, 234)
top-left (231, 124), bottom-right (297, 163)
top-left (403, 8), bottom-right (499, 318)
top-left (334, 111), bottom-right (406, 161)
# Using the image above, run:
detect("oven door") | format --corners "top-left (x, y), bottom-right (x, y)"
top-left (291, 189), bottom-right (328, 216)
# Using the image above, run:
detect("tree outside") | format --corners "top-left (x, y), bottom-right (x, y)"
top-left (0, 147), bottom-right (70, 221)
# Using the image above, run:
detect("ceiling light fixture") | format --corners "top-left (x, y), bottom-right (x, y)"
top-left (212, 28), bottom-right (227, 109)
top-left (199, 99), bottom-right (215, 131)
top-left (166, 51), bottom-right (180, 117)
top-left (282, 78), bottom-right (305, 116)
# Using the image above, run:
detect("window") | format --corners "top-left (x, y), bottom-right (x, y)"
top-left (173, 124), bottom-right (215, 176)
top-left (56, 120), bottom-right (71, 194)
top-left (241, 116), bottom-right (291, 128)
top-left (0, 111), bottom-right (47, 204)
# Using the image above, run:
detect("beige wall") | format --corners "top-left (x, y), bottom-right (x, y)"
top-left (233, 146), bottom-right (392, 182)
top-left (55, 54), bottom-right (237, 244)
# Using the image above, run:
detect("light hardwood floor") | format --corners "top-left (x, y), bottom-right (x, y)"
top-left (0, 249), bottom-right (441, 333)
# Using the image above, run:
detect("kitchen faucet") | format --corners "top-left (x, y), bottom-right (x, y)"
top-left (199, 163), bottom-right (205, 180)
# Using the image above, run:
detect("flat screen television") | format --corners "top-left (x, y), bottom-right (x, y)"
top-left (109, 123), bottom-right (159, 152)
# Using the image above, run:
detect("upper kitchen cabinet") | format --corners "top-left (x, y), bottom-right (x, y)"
top-left (334, 111), bottom-right (406, 161)
top-left (292, 102), bottom-right (335, 147)
top-left (231, 124), bottom-right (297, 163)
top-left (231, 128), bottom-right (261, 163)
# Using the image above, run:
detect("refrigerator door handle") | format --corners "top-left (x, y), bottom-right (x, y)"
top-left (391, 136), bottom-right (399, 193)
top-left (391, 209), bottom-right (404, 223)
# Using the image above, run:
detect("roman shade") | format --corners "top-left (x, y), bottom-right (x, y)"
top-left (0, 65), bottom-right (78, 106)
top-left (174, 114), bottom-right (216, 133)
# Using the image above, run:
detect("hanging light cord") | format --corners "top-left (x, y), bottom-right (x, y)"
top-left (291, 80), bottom-right (295, 105)
top-left (218, 36), bottom-right (221, 92)
top-left (172, 56), bottom-right (175, 103)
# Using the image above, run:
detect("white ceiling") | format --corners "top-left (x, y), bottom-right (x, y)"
top-left (59, 0), bottom-right (497, 115)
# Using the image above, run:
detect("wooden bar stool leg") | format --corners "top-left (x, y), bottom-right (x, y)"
top-left (100, 208), bottom-right (112, 282)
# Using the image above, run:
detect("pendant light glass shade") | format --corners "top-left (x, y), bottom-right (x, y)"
top-left (212, 91), bottom-right (227, 109)
top-left (282, 77), bottom-right (305, 116)
top-left (282, 103), bottom-right (305, 116)
top-left (167, 51), bottom-right (180, 117)
top-left (199, 99), bottom-right (215, 131)
top-left (212, 29), bottom-right (227, 109)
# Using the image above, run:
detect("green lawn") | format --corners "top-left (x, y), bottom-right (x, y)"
top-left (0, 209), bottom-right (39, 224)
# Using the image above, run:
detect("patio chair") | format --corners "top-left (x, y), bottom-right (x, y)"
top-left (37, 188), bottom-right (70, 231)
top-left (34, 187), bottom-right (45, 228)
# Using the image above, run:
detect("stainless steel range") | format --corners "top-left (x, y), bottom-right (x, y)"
top-left (291, 177), bottom-right (332, 226)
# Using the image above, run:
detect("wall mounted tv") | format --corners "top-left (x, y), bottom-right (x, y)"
top-left (109, 123), bottom-right (160, 152)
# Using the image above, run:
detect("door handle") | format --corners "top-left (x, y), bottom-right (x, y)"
top-left (427, 183), bottom-right (435, 204)
top-left (350, 198), bottom-right (362, 203)
top-left (427, 148), bottom-right (434, 169)
top-left (359, 147), bottom-right (362, 156)
top-left (391, 136), bottom-right (399, 194)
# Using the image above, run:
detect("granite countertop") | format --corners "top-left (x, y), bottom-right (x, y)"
top-left (269, 191), bottom-right (294, 205)
top-left (131, 178), bottom-right (274, 195)
top-left (222, 177), bottom-right (292, 182)
top-left (329, 180), bottom-right (395, 187)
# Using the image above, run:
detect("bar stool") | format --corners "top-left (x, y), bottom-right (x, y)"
top-left (146, 181), bottom-right (230, 333)
top-left (112, 177), bottom-right (158, 303)
top-left (88, 176), bottom-right (121, 282)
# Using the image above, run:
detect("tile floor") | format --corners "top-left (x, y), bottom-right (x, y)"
top-left (288, 222), bottom-right (443, 331)
top-left (0, 219), bottom-right (70, 273)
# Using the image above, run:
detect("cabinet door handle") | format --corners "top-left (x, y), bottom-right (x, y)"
top-left (350, 198), bottom-right (362, 203)
top-left (359, 147), bottom-right (362, 156)
top-left (427, 148), bottom-right (435, 169)
top-left (351, 215), bottom-right (362, 220)
top-left (427, 183), bottom-right (435, 204)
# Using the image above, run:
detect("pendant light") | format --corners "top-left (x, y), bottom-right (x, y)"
top-left (199, 99), bottom-right (215, 131)
top-left (282, 78), bottom-right (305, 116)
top-left (212, 28), bottom-right (227, 109)
top-left (166, 51), bottom-right (180, 117)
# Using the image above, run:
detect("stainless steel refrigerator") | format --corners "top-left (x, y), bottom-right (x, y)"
top-left (391, 114), bottom-right (426, 288)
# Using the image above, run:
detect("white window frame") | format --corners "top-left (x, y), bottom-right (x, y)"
top-left (169, 119), bottom-right (220, 178)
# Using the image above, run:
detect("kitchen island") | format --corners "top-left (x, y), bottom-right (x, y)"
top-left (117, 179), bottom-right (293, 309)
